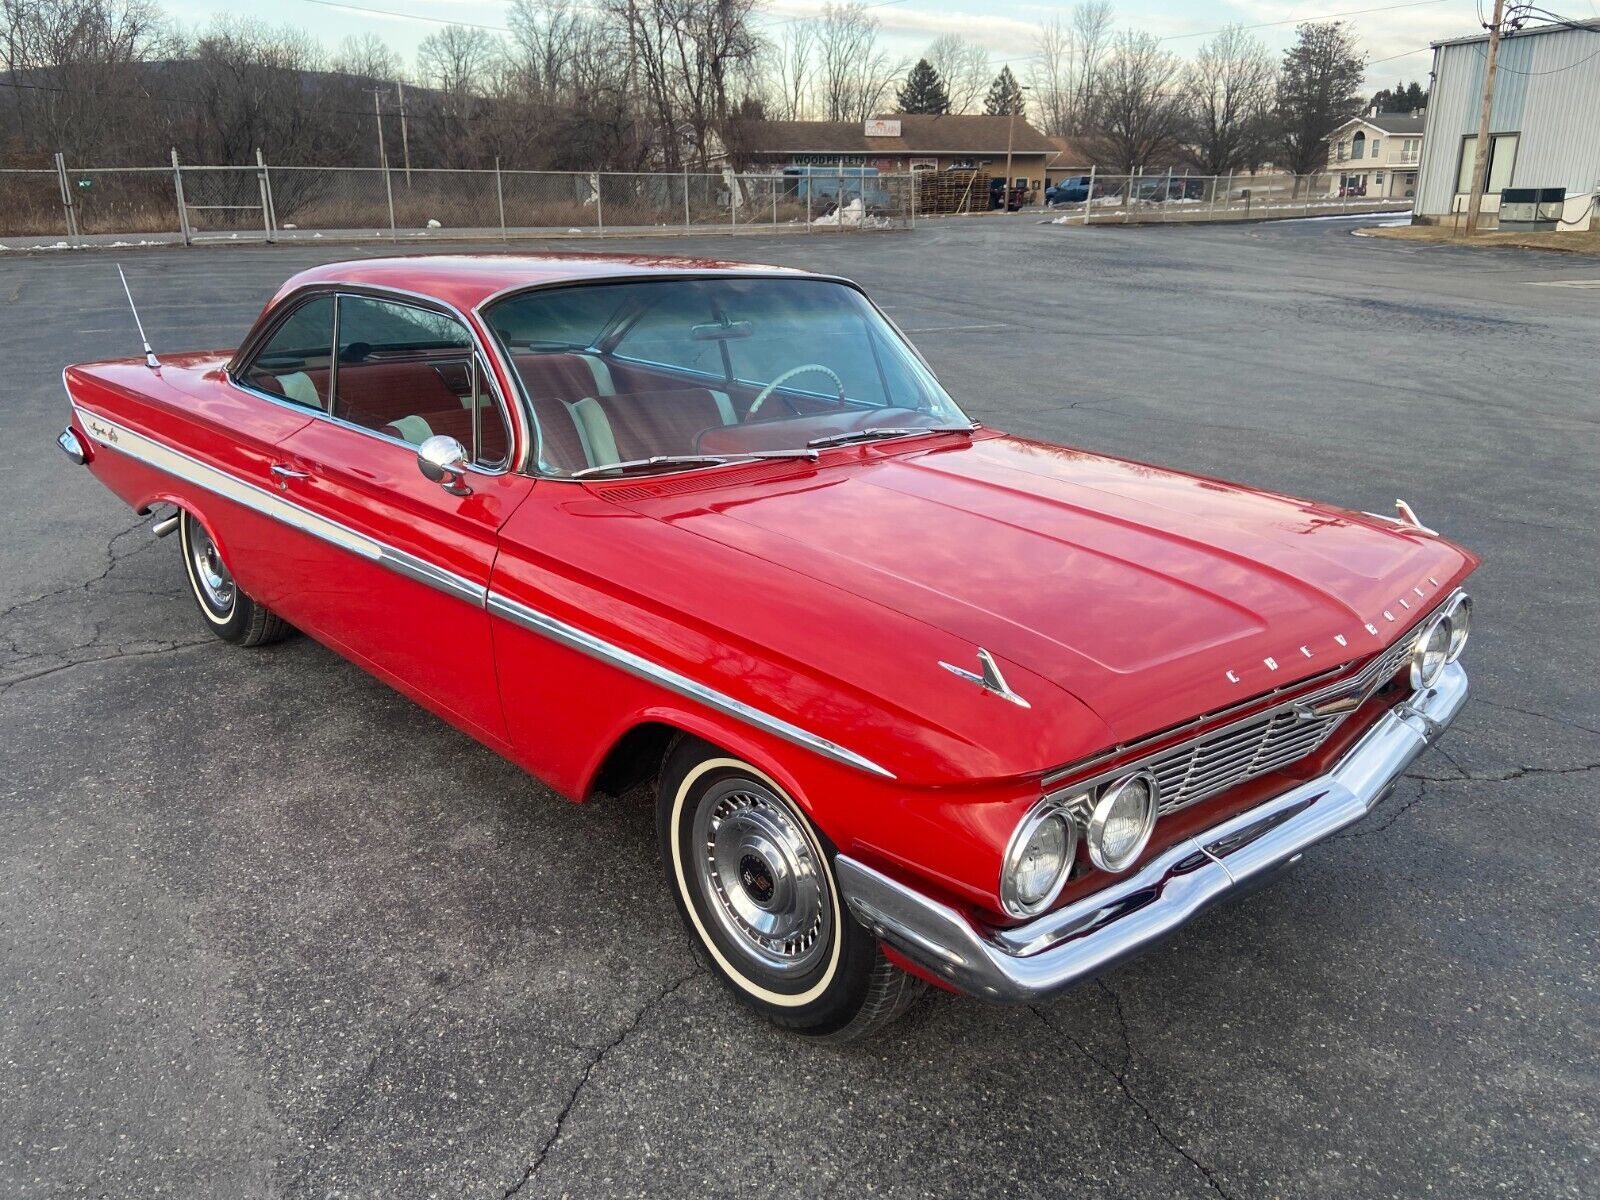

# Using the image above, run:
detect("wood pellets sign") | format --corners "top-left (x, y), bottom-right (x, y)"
top-left (864, 120), bottom-right (901, 138)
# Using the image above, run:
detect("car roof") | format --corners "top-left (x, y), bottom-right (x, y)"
top-left (271, 252), bottom-right (813, 314)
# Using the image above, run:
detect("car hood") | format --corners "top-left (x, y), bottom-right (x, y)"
top-left (632, 432), bottom-right (1475, 747)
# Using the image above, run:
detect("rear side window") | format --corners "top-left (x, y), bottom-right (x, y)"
top-left (332, 295), bottom-right (510, 469)
top-left (242, 295), bottom-right (334, 409)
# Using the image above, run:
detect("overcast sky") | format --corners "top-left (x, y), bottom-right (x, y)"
top-left (159, 0), bottom-right (1508, 90)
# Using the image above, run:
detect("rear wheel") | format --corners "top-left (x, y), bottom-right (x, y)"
top-left (178, 511), bottom-right (292, 647)
top-left (658, 737), bottom-right (924, 1041)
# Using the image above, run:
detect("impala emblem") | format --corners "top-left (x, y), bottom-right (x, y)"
top-left (939, 647), bottom-right (1030, 709)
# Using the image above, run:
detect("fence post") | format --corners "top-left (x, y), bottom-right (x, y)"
top-left (1083, 165), bottom-right (1096, 225)
top-left (53, 152), bottom-right (79, 243)
top-left (730, 174), bottom-right (736, 229)
top-left (170, 148), bottom-right (193, 246)
top-left (382, 161), bottom-right (397, 242)
top-left (593, 172), bottom-right (603, 235)
top-left (772, 179), bottom-right (778, 230)
top-left (682, 169), bottom-right (691, 230)
top-left (495, 157), bottom-right (507, 243)
top-left (1304, 176), bottom-right (1311, 217)
top-left (1224, 171), bottom-right (1233, 219)
top-left (255, 148), bottom-right (276, 243)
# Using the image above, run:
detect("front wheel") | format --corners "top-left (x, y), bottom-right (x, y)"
top-left (658, 737), bottom-right (924, 1041)
top-left (178, 510), bottom-right (293, 647)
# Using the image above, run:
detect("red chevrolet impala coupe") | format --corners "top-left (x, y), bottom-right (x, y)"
top-left (59, 254), bottom-right (1476, 1039)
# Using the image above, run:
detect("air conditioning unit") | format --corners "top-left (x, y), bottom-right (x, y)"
top-left (1499, 187), bottom-right (1565, 231)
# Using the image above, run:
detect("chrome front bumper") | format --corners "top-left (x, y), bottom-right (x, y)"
top-left (836, 662), bottom-right (1468, 1003)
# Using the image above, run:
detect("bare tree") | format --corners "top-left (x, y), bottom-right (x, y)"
top-left (181, 18), bottom-right (340, 164)
top-left (923, 32), bottom-right (987, 115)
top-left (761, 21), bottom-right (816, 121)
top-left (332, 32), bottom-right (399, 83)
top-left (816, 1), bottom-right (900, 123)
top-left (0, 0), bottom-right (170, 164)
top-left (1085, 29), bottom-right (1187, 175)
top-left (1184, 25), bottom-right (1275, 175)
top-left (1026, 1), bottom-right (1111, 137)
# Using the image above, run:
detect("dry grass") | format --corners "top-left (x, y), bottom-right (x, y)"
top-left (1365, 223), bottom-right (1600, 256)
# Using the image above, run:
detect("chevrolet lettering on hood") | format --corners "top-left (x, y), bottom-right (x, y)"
top-left (59, 253), bottom-right (1477, 1041)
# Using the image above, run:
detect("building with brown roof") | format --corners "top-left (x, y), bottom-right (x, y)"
top-left (720, 114), bottom-right (1057, 193)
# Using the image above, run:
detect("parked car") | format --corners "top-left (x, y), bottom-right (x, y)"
top-left (60, 255), bottom-right (1477, 1041)
top-left (1045, 175), bottom-right (1107, 205)
top-left (1135, 176), bottom-right (1206, 202)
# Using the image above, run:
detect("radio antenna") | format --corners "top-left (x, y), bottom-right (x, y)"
top-left (116, 264), bottom-right (160, 369)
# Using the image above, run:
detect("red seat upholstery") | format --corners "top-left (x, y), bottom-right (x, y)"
top-left (587, 389), bottom-right (734, 463)
top-left (511, 352), bottom-right (618, 473)
top-left (335, 360), bottom-right (464, 430)
top-left (382, 406), bottom-right (509, 466)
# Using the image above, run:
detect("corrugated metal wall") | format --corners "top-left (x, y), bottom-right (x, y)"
top-left (1416, 25), bottom-right (1600, 218)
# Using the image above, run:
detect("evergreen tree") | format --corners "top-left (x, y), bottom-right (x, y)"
top-left (1275, 21), bottom-right (1365, 177)
top-left (896, 58), bottom-right (951, 114)
top-left (984, 65), bottom-right (1025, 116)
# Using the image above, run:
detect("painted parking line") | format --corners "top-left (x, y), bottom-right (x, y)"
top-left (1527, 279), bottom-right (1600, 288)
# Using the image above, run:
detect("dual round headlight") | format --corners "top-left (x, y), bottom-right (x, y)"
top-left (1001, 771), bottom-right (1161, 916)
top-left (1411, 591), bottom-right (1472, 689)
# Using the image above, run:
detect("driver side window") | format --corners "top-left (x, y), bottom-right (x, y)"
top-left (332, 295), bottom-right (510, 469)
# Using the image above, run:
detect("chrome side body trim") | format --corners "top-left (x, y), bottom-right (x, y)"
top-left (484, 592), bottom-right (896, 779)
top-left (837, 661), bottom-right (1468, 1002)
top-left (69, 405), bottom-right (890, 779)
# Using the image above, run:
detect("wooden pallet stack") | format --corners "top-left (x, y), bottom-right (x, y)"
top-left (915, 170), bottom-right (986, 216)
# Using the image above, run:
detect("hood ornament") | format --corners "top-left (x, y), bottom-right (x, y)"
top-left (939, 647), bottom-right (1031, 708)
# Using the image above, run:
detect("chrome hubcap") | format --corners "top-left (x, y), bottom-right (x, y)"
top-left (190, 527), bottom-right (235, 612)
top-left (692, 780), bottom-right (832, 977)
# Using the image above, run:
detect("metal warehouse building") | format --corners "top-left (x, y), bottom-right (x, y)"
top-left (1417, 19), bottom-right (1600, 229)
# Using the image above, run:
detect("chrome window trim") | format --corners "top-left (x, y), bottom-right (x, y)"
top-left (228, 282), bottom-right (530, 474)
top-left (69, 405), bottom-right (892, 780)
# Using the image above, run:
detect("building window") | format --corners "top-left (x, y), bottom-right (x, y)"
top-left (1456, 132), bottom-right (1519, 195)
top-left (1401, 138), bottom-right (1420, 164)
top-left (1375, 172), bottom-right (1385, 187)
top-left (1371, 138), bottom-right (1381, 157)
top-left (1351, 131), bottom-right (1365, 160)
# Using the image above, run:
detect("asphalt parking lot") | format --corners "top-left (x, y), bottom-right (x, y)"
top-left (3, 216), bottom-right (1596, 1199)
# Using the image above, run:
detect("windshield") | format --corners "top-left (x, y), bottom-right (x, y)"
top-left (483, 277), bottom-right (970, 478)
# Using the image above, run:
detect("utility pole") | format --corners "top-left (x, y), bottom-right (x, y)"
top-left (999, 81), bottom-right (1030, 214)
top-left (1464, 0), bottom-right (1506, 237)
top-left (372, 88), bottom-right (389, 172)
top-left (396, 81), bottom-right (412, 185)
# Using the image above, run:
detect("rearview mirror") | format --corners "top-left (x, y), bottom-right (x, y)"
top-left (691, 320), bottom-right (754, 341)
top-left (417, 434), bottom-right (472, 496)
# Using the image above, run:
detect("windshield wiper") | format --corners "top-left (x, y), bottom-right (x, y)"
top-left (806, 423), bottom-right (977, 449)
top-left (571, 449), bottom-right (819, 480)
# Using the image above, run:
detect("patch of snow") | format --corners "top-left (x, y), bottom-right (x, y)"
top-left (568, 227), bottom-right (583, 234)
top-left (282, 223), bottom-right (297, 229)
top-left (810, 198), bottom-right (888, 228)
top-left (312, 232), bottom-right (323, 238)
top-left (426, 218), bottom-right (442, 228)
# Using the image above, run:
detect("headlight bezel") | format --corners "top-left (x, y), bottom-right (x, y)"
top-left (1444, 591), bottom-right (1471, 662)
top-left (1409, 610), bottom-right (1453, 690)
top-left (1086, 770), bottom-right (1160, 874)
top-left (999, 804), bottom-right (1078, 918)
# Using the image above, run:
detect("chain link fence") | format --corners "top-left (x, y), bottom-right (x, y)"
top-left (1039, 171), bottom-right (1414, 224)
top-left (0, 156), bottom-right (917, 245)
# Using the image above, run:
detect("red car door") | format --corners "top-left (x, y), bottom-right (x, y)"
top-left (248, 292), bottom-right (535, 748)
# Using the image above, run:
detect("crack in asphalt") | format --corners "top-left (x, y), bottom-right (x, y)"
top-left (1034, 994), bottom-right (1235, 1200)
top-left (1470, 697), bottom-right (1600, 738)
top-left (0, 516), bottom-right (153, 625)
top-left (0, 639), bottom-right (213, 694)
top-left (1331, 761), bottom-right (1600, 843)
top-left (502, 968), bottom-right (703, 1198)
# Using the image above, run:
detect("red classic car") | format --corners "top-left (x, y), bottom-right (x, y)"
top-left (59, 254), bottom-right (1476, 1040)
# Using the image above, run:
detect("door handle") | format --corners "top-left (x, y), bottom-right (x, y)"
top-left (270, 463), bottom-right (311, 489)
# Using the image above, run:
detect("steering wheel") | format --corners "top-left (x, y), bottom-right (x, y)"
top-left (748, 364), bottom-right (845, 419)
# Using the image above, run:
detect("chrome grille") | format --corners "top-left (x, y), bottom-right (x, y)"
top-left (1059, 627), bottom-right (1423, 818)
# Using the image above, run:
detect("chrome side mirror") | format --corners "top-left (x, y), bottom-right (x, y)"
top-left (417, 434), bottom-right (472, 496)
